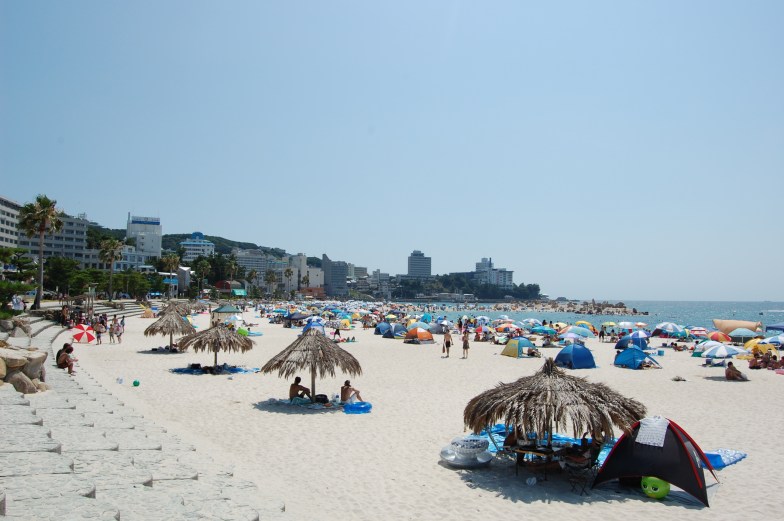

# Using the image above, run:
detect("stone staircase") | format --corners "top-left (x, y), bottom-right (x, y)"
top-left (0, 309), bottom-right (286, 520)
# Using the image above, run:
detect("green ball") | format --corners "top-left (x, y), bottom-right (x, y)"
top-left (641, 476), bottom-right (670, 499)
top-left (132, 380), bottom-right (140, 387)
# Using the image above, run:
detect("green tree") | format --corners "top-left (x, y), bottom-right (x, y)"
top-left (162, 254), bottom-right (180, 298)
top-left (264, 269), bottom-right (277, 296)
top-left (284, 267), bottom-right (293, 294)
top-left (1, 248), bottom-right (37, 283)
top-left (194, 258), bottom-right (211, 294)
top-left (99, 238), bottom-right (124, 300)
top-left (44, 256), bottom-right (80, 294)
top-left (246, 269), bottom-right (258, 296)
top-left (18, 194), bottom-right (64, 309)
top-left (301, 273), bottom-right (310, 288)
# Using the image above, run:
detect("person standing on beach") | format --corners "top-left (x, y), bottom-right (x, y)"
top-left (443, 330), bottom-right (453, 358)
top-left (461, 330), bottom-right (470, 359)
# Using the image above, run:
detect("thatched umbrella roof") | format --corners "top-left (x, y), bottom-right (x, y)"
top-left (160, 301), bottom-right (191, 316)
top-left (178, 324), bottom-right (254, 369)
top-left (144, 312), bottom-right (196, 350)
top-left (464, 358), bottom-right (646, 443)
top-left (261, 328), bottom-right (362, 397)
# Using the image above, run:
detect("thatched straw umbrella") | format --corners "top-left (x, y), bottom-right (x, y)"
top-left (144, 311), bottom-right (196, 350)
top-left (160, 301), bottom-right (191, 316)
top-left (261, 328), bottom-right (362, 397)
top-left (178, 324), bottom-right (254, 369)
top-left (464, 358), bottom-right (646, 444)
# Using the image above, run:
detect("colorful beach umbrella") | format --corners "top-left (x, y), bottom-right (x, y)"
top-left (760, 334), bottom-right (784, 346)
top-left (629, 330), bottom-right (650, 340)
top-left (560, 325), bottom-right (595, 338)
top-left (72, 324), bottom-right (95, 343)
top-left (532, 326), bottom-right (557, 335)
top-left (707, 331), bottom-right (731, 342)
top-left (689, 327), bottom-right (709, 337)
top-left (601, 321), bottom-right (617, 328)
top-left (701, 343), bottom-right (748, 359)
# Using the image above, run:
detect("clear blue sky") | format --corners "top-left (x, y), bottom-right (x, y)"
top-left (2, 1), bottom-right (782, 301)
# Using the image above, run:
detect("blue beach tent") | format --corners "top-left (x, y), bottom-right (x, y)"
top-left (554, 344), bottom-right (596, 369)
top-left (765, 322), bottom-right (784, 332)
top-left (618, 335), bottom-right (648, 349)
top-left (374, 322), bottom-right (391, 335)
top-left (382, 323), bottom-right (407, 339)
top-left (614, 347), bottom-right (660, 369)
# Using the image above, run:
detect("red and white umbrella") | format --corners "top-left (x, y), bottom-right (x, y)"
top-left (72, 324), bottom-right (95, 343)
top-left (689, 327), bottom-right (709, 337)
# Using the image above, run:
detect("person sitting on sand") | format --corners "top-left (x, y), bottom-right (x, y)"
top-left (340, 380), bottom-right (363, 403)
top-left (57, 344), bottom-right (77, 375)
top-left (289, 376), bottom-right (312, 401)
top-left (725, 362), bottom-right (748, 381)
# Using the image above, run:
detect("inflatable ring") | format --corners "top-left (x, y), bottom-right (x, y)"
top-left (343, 401), bottom-right (372, 414)
top-left (450, 435), bottom-right (489, 456)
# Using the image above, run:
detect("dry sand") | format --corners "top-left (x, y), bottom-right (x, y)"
top-left (73, 310), bottom-right (781, 521)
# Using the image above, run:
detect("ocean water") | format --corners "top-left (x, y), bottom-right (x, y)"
top-left (433, 301), bottom-right (784, 330)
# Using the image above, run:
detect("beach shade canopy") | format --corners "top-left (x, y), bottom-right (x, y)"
top-left (707, 331), bottom-right (731, 342)
top-left (302, 322), bottom-right (326, 335)
top-left (701, 343), bottom-right (748, 359)
top-left (688, 327), bottom-right (709, 337)
top-left (429, 322), bottom-right (449, 334)
top-left (501, 338), bottom-right (535, 358)
top-left (616, 321), bottom-right (635, 330)
top-left (382, 323), bottom-right (408, 339)
top-left (593, 417), bottom-right (718, 507)
top-left (554, 344), bottom-right (596, 369)
top-left (178, 324), bottom-right (254, 369)
top-left (614, 347), bottom-right (660, 369)
top-left (728, 328), bottom-right (760, 342)
top-left (766, 322), bottom-right (784, 332)
top-left (531, 326), bottom-right (557, 335)
top-left (72, 324), bottom-right (95, 343)
top-left (652, 322), bottom-right (684, 336)
top-left (404, 327), bottom-right (435, 344)
top-left (160, 301), bottom-right (191, 316)
top-left (560, 325), bottom-right (595, 338)
top-left (261, 328), bottom-right (362, 397)
top-left (374, 322), bottom-right (392, 335)
top-left (464, 358), bottom-right (646, 444)
top-left (407, 321), bottom-right (430, 331)
top-left (760, 334), bottom-right (784, 345)
top-left (144, 311), bottom-right (196, 349)
top-left (629, 330), bottom-right (650, 340)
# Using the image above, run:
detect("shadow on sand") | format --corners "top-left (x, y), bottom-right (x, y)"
top-left (252, 400), bottom-right (342, 415)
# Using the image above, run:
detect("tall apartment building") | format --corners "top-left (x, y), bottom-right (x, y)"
top-left (180, 232), bottom-right (215, 262)
top-left (474, 257), bottom-right (514, 288)
top-left (17, 214), bottom-right (90, 264)
top-left (322, 254), bottom-right (349, 297)
top-left (82, 245), bottom-right (147, 271)
top-left (407, 250), bottom-right (432, 278)
top-left (0, 195), bottom-right (21, 248)
top-left (126, 213), bottom-right (162, 260)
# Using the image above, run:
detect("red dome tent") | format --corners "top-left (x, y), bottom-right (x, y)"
top-left (593, 417), bottom-right (718, 507)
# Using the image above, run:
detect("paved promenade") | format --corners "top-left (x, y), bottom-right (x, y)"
top-left (1, 303), bottom-right (285, 520)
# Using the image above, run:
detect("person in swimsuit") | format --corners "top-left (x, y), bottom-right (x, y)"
top-left (57, 344), bottom-right (77, 375)
top-left (289, 376), bottom-right (312, 400)
top-left (340, 380), bottom-right (364, 403)
top-left (443, 331), bottom-right (453, 358)
top-left (462, 330), bottom-right (470, 359)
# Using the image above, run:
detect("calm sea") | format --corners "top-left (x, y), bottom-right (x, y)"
top-left (433, 301), bottom-right (784, 330)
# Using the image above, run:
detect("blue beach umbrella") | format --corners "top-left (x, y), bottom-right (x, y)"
top-left (728, 328), bottom-right (759, 342)
top-left (761, 334), bottom-right (784, 345)
top-left (532, 326), bottom-right (557, 335)
top-left (561, 326), bottom-right (595, 338)
top-left (701, 343), bottom-right (749, 359)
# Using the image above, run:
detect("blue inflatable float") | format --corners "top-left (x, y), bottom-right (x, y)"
top-left (343, 401), bottom-right (372, 414)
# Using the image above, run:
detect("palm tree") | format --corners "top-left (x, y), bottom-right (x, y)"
top-left (162, 253), bottom-right (180, 298)
top-left (194, 259), bottom-right (211, 294)
top-left (227, 254), bottom-right (238, 282)
top-left (301, 273), bottom-right (310, 288)
top-left (17, 194), bottom-right (63, 309)
top-left (264, 269), bottom-right (277, 296)
top-left (284, 267), bottom-right (293, 294)
top-left (99, 238), bottom-right (124, 301)
top-left (246, 269), bottom-right (258, 296)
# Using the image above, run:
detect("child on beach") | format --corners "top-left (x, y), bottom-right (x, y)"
top-left (443, 331), bottom-right (453, 358)
top-left (462, 330), bottom-right (470, 359)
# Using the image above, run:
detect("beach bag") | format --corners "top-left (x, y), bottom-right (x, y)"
top-left (442, 345), bottom-right (446, 353)
top-left (314, 394), bottom-right (329, 404)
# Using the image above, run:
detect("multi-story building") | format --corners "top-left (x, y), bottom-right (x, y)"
top-left (474, 257), bottom-right (514, 289)
top-left (126, 214), bottom-right (162, 260)
top-left (304, 266), bottom-right (323, 288)
top-left (17, 214), bottom-right (90, 265)
top-left (322, 254), bottom-right (349, 297)
top-left (0, 195), bottom-right (21, 248)
top-left (180, 232), bottom-right (215, 262)
top-left (82, 245), bottom-right (147, 271)
top-left (407, 250), bottom-right (432, 278)
top-left (233, 248), bottom-right (269, 287)
top-left (354, 266), bottom-right (368, 279)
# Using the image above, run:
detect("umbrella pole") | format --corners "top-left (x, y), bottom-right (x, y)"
top-left (311, 368), bottom-right (316, 401)
top-left (169, 332), bottom-right (173, 350)
top-left (214, 346), bottom-right (218, 369)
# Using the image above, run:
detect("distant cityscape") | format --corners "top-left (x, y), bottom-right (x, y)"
top-left (1, 194), bottom-right (528, 301)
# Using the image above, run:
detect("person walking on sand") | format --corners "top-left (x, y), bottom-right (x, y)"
top-left (443, 330), bottom-right (453, 358)
top-left (461, 330), bottom-right (470, 359)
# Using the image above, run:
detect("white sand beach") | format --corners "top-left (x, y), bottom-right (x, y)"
top-left (72, 309), bottom-right (781, 521)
